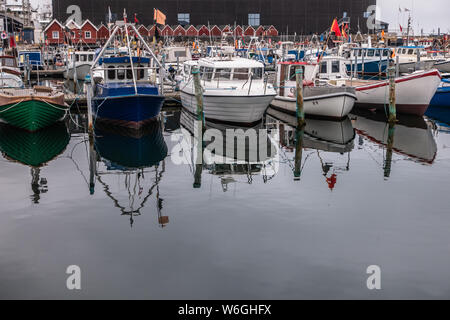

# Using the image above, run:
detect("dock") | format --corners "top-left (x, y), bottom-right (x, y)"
top-left (30, 69), bottom-right (65, 78)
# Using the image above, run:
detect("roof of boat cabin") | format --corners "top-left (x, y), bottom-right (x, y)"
top-left (197, 57), bottom-right (264, 68)
top-left (101, 56), bottom-right (151, 64)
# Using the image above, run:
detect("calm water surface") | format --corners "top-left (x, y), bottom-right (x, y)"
top-left (1, 106), bottom-right (450, 299)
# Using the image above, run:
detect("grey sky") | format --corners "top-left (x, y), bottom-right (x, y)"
top-left (377, 0), bottom-right (450, 34)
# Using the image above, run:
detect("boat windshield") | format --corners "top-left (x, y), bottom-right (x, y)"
top-left (233, 68), bottom-right (249, 80)
top-left (214, 68), bottom-right (232, 80)
top-left (251, 68), bottom-right (263, 79)
top-left (1, 58), bottom-right (16, 67)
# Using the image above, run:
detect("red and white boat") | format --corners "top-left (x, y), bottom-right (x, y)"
top-left (342, 69), bottom-right (441, 116)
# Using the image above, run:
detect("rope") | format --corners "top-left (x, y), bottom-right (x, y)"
top-left (0, 99), bottom-right (25, 114)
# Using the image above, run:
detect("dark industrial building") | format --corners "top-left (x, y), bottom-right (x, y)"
top-left (52, 0), bottom-right (376, 35)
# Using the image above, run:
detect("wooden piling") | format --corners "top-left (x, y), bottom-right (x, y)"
top-left (388, 63), bottom-right (397, 124)
top-left (295, 67), bottom-right (305, 127)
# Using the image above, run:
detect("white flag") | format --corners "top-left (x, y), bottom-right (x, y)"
top-left (108, 6), bottom-right (112, 23)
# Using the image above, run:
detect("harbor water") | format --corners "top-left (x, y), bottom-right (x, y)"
top-left (1, 107), bottom-right (450, 299)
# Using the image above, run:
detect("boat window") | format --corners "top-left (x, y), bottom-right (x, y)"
top-left (174, 51), bottom-right (187, 58)
top-left (139, 67), bottom-right (145, 79)
top-left (88, 55), bottom-right (94, 62)
top-left (204, 67), bottom-right (214, 81)
top-left (367, 49), bottom-right (375, 57)
top-left (126, 65), bottom-right (133, 79)
top-left (200, 66), bottom-right (205, 78)
top-left (332, 61), bottom-right (340, 73)
top-left (117, 66), bottom-right (125, 80)
top-left (2, 58), bottom-right (15, 67)
top-left (358, 50), bottom-right (362, 57)
top-left (289, 65), bottom-right (303, 80)
top-left (233, 68), bottom-right (249, 80)
top-left (75, 54), bottom-right (80, 62)
top-left (107, 65), bottom-right (116, 80)
top-left (215, 68), bottom-right (231, 80)
top-left (320, 62), bottom-right (327, 74)
top-left (251, 68), bottom-right (263, 79)
top-left (80, 55), bottom-right (87, 62)
top-left (184, 65), bottom-right (190, 74)
top-left (375, 49), bottom-right (380, 56)
top-left (408, 49), bottom-right (414, 55)
top-left (383, 50), bottom-right (389, 56)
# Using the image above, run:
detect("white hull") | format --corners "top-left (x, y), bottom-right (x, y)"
top-left (354, 69), bottom-right (442, 116)
top-left (434, 60), bottom-right (450, 73)
top-left (271, 91), bottom-right (356, 119)
top-left (398, 60), bottom-right (435, 73)
top-left (64, 63), bottom-right (92, 81)
top-left (181, 91), bottom-right (275, 124)
top-left (0, 73), bottom-right (23, 88)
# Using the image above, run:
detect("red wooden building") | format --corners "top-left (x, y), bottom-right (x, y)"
top-left (185, 25), bottom-right (198, 37)
top-left (210, 25), bottom-right (222, 37)
top-left (244, 26), bottom-right (255, 37)
top-left (173, 25), bottom-right (186, 37)
top-left (234, 25), bottom-right (243, 37)
top-left (197, 25), bottom-right (210, 37)
top-left (161, 25), bottom-right (174, 37)
top-left (79, 20), bottom-right (98, 44)
top-left (97, 24), bottom-right (110, 41)
top-left (44, 19), bottom-right (65, 45)
top-left (137, 25), bottom-right (149, 38)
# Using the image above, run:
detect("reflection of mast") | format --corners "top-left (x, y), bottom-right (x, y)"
top-left (294, 125), bottom-right (304, 180)
top-left (88, 136), bottom-right (96, 195)
top-left (30, 167), bottom-right (47, 204)
top-left (384, 123), bottom-right (396, 178)
top-left (97, 161), bottom-right (167, 227)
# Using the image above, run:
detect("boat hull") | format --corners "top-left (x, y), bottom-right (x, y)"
top-left (64, 63), bottom-right (91, 80)
top-left (398, 60), bottom-right (435, 73)
top-left (180, 91), bottom-right (275, 125)
top-left (434, 60), bottom-right (450, 73)
top-left (430, 85), bottom-right (450, 108)
top-left (92, 94), bottom-right (164, 129)
top-left (271, 87), bottom-right (356, 119)
top-left (354, 70), bottom-right (442, 116)
top-left (0, 99), bottom-right (67, 131)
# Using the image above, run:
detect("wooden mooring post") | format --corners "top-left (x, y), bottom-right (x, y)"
top-left (192, 66), bottom-right (205, 188)
top-left (388, 63), bottom-right (397, 124)
top-left (295, 68), bottom-right (305, 127)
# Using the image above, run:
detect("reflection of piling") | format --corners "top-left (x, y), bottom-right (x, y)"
top-left (193, 120), bottom-right (203, 188)
top-left (384, 122), bottom-right (396, 178)
top-left (294, 125), bottom-right (304, 180)
top-left (295, 68), bottom-right (305, 127)
top-left (192, 66), bottom-right (205, 127)
top-left (388, 63), bottom-right (396, 124)
top-left (89, 137), bottom-right (96, 195)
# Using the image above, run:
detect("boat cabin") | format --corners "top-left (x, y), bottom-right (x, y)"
top-left (101, 56), bottom-right (151, 83)
top-left (164, 47), bottom-right (192, 64)
top-left (318, 56), bottom-right (349, 80)
top-left (183, 58), bottom-right (265, 82)
top-left (275, 61), bottom-right (317, 97)
top-left (350, 48), bottom-right (392, 60)
top-left (395, 46), bottom-right (427, 58)
top-left (0, 56), bottom-right (19, 70)
top-left (18, 50), bottom-right (43, 69)
top-left (71, 51), bottom-right (95, 63)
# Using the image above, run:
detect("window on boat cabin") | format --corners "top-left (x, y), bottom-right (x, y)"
top-left (408, 49), bottom-right (414, 55)
top-left (383, 50), bottom-right (389, 56)
top-left (204, 67), bottom-right (214, 81)
top-left (52, 31), bottom-right (59, 39)
top-left (88, 54), bottom-right (94, 62)
top-left (357, 49), bottom-right (362, 57)
top-left (233, 68), bottom-right (249, 80)
top-left (80, 55), bottom-right (87, 62)
top-left (199, 66), bottom-right (205, 78)
top-left (375, 49), bottom-right (381, 56)
top-left (107, 66), bottom-right (116, 80)
top-left (402, 49), bottom-right (407, 54)
top-left (2, 58), bottom-right (15, 67)
top-left (367, 49), bottom-right (375, 57)
top-left (184, 64), bottom-right (191, 75)
top-left (126, 65), bottom-right (133, 79)
top-left (289, 65), bottom-right (304, 81)
top-left (174, 51), bottom-right (187, 58)
top-left (251, 68), bottom-right (263, 79)
top-left (320, 62), bottom-right (327, 74)
top-left (117, 66), bottom-right (125, 80)
top-left (75, 54), bottom-right (80, 62)
top-left (331, 61), bottom-right (340, 73)
top-left (214, 68), bottom-right (232, 80)
top-left (85, 31), bottom-right (91, 39)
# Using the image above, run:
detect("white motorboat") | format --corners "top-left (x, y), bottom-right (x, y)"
top-left (394, 46), bottom-right (436, 74)
top-left (0, 55), bottom-right (23, 88)
top-left (180, 56), bottom-right (276, 125)
top-left (271, 61), bottom-right (357, 119)
top-left (434, 59), bottom-right (450, 73)
top-left (64, 51), bottom-right (95, 80)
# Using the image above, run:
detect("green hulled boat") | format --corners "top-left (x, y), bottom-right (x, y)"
top-left (0, 87), bottom-right (68, 132)
top-left (0, 121), bottom-right (70, 167)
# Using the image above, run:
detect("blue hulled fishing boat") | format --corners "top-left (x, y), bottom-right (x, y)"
top-left (429, 79), bottom-right (450, 108)
top-left (346, 48), bottom-right (392, 77)
top-left (89, 17), bottom-right (164, 129)
top-left (92, 56), bottom-right (164, 128)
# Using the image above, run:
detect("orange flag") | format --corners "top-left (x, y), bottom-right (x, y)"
top-left (331, 18), bottom-right (342, 37)
top-left (154, 8), bottom-right (166, 25)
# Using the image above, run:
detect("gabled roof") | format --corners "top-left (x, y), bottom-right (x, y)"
top-left (65, 19), bottom-right (81, 29)
top-left (97, 23), bottom-right (109, 31)
top-left (44, 19), bottom-right (64, 32)
top-left (185, 25), bottom-right (198, 30)
top-left (80, 19), bottom-right (98, 31)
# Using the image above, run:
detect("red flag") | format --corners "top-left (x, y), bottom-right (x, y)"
top-left (9, 35), bottom-right (16, 48)
top-left (331, 18), bottom-right (342, 37)
top-left (134, 14), bottom-right (139, 24)
top-left (399, 24), bottom-right (403, 32)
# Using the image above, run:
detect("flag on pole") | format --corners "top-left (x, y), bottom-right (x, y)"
top-left (154, 8), bottom-right (166, 25)
top-left (399, 24), bottom-right (403, 32)
top-left (108, 6), bottom-right (112, 24)
top-left (342, 24), bottom-right (349, 39)
top-left (123, 9), bottom-right (128, 23)
top-left (134, 13), bottom-right (139, 24)
top-left (330, 18), bottom-right (342, 37)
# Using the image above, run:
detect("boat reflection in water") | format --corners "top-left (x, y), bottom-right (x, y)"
top-left (93, 121), bottom-right (168, 227)
top-left (0, 122), bottom-right (70, 203)
top-left (265, 106), bottom-right (355, 189)
top-left (179, 108), bottom-right (278, 191)
top-left (351, 109), bottom-right (437, 177)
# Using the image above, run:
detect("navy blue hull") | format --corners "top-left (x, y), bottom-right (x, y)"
top-left (346, 59), bottom-right (390, 75)
top-left (429, 86), bottom-right (450, 108)
top-left (92, 94), bottom-right (164, 128)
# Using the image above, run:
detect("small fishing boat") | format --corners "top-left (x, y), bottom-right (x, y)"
top-left (90, 22), bottom-right (165, 129)
top-left (271, 61), bottom-right (357, 119)
top-left (0, 55), bottom-right (23, 88)
top-left (0, 86), bottom-right (68, 131)
top-left (64, 51), bottom-right (95, 80)
top-left (429, 78), bottom-right (450, 108)
top-left (394, 46), bottom-right (437, 74)
top-left (180, 55), bottom-right (276, 125)
top-left (434, 59), bottom-right (450, 73)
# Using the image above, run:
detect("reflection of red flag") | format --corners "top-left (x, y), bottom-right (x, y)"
top-left (331, 18), bottom-right (342, 37)
top-left (326, 174), bottom-right (337, 190)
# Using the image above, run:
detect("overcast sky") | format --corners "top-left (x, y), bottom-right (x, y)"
top-left (377, 0), bottom-right (450, 34)
top-left (31, 0), bottom-right (450, 34)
